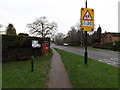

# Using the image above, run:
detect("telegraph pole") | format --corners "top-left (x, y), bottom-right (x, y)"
top-left (84, 0), bottom-right (88, 64)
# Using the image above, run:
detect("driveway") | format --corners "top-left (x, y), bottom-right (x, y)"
top-left (51, 44), bottom-right (119, 68)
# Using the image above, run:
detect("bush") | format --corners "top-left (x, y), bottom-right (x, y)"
top-left (2, 34), bottom-right (29, 53)
top-left (92, 43), bottom-right (100, 48)
top-left (92, 42), bottom-right (116, 50)
top-left (18, 33), bottom-right (29, 36)
top-left (100, 42), bottom-right (113, 50)
top-left (2, 35), bottom-right (32, 62)
top-left (101, 42), bottom-right (113, 47)
top-left (2, 34), bottom-right (50, 62)
top-left (115, 40), bottom-right (120, 51)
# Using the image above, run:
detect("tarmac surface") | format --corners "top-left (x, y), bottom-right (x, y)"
top-left (48, 47), bottom-right (73, 88)
top-left (51, 44), bottom-right (119, 68)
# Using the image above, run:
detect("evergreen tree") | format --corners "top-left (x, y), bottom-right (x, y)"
top-left (6, 24), bottom-right (16, 34)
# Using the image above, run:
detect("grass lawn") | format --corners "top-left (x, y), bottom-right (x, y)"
top-left (71, 46), bottom-right (114, 51)
top-left (2, 51), bottom-right (52, 88)
top-left (55, 48), bottom-right (119, 88)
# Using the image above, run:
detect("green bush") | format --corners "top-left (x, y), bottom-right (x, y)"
top-left (115, 40), bottom-right (120, 51)
top-left (93, 42), bottom-right (116, 50)
top-left (101, 42), bottom-right (113, 47)
top-left (2, 34), bottom-right (29, 53)
top-left (92, 43), bottom-right (100, 48)
top-left (2, 35), bottom-right (32, 62)
top-left (2, 34), bottom-right (50, 62)
top-left (18, 33), bottom-right (29, 36)
top-left (100, 42), bottom-right (113, 50)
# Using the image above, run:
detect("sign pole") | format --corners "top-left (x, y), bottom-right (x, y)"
top-left (31, 48), bottom-right (34, 72)
top-left (81, 0), bottom-right (94, 64)
top-left (86, 0), bottom-right (87, 8)
top-left (84, 0), bottom-right (88, 64)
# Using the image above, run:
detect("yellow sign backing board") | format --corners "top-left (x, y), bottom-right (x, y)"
top-left (80, 8), bottom-right (94, 31)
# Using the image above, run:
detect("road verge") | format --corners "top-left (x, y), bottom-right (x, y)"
top-left (55, 48), bottom-right (119, 88)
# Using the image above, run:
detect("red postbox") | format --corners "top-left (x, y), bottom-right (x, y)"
top-left (43, 43), bottom-right (49, 54)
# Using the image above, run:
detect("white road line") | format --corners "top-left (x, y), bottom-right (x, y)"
top-left (99, 60), bottom-right (102, 62)
top-left (111, 58), bottom-right (113, 60)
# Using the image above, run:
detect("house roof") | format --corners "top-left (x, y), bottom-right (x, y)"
top-left (102, 32), bottom-right (120, 37)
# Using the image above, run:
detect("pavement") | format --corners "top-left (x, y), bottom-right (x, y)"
top-left (51, 44), bottom-right (119, 68)
top-left (48, 47), bottom-right (73, 88)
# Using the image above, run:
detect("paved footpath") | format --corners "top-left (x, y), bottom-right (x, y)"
top-left (48, 47), bottom-right (73, 88)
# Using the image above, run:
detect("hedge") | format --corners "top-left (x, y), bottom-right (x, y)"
top-left (2, 34), bottom-right (29, 52)
top-left (18, 33), bottom-right (29, 36)
top-left (2, 34), bottom-right (50, 63)
top-left (92, 42), bottom-right (118, 51)
top-left (115, 40), bottom-right (120, 51)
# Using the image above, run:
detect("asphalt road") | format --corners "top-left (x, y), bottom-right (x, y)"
top-left (51, 44), bottom-right (119, 68)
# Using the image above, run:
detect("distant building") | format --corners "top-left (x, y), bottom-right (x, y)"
top-left (101, 32), bottom-right (120, 43)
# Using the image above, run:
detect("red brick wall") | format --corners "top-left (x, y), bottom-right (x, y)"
top-left (101, 34), bottom-right (120, 43)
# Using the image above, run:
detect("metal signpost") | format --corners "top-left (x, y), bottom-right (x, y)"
top-left (81, 0), bottom-right (94, 64)
top-left (31, 40), bottom-right (41, 72)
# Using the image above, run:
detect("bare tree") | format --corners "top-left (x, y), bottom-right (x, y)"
top-left (66, 26), bottom-right (78, 45)
top-left (54, 33), bottom-right (65, 45)
top-left (27, 16), bottom-right (58, 39)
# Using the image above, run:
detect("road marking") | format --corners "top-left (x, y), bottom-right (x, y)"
top-left (111, 58), bottom-right (113, 60)
top-left (99, 60), bottom-right (102, 62)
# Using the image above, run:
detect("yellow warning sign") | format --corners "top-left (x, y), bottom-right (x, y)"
top-left (80, 8), bottom-right (94, 31)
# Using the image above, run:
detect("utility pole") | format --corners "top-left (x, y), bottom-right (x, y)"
top-left (84, 0), bottom-right (88, 64)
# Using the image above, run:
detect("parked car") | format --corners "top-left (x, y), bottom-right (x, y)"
top-left (63, 43), bottom-right (69, 46)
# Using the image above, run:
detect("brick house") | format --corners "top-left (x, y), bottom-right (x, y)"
top-left (101, 32), bottom-right (120, 43)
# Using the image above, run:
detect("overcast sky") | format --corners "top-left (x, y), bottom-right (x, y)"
top-left (0, 0), bottom-right (119, 34)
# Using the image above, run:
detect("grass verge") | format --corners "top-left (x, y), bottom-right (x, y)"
top-left (88, 47), bottom-right (113, 51)
top-left (72, 46), bottom-right (114, 51)
top-left (2, 50), bottom-right (53, 88)
top-left (55, 48), bottom-right (119, 88)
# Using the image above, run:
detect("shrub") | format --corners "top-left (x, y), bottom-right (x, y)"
top-left (92, 42), bottom-right (116, 50)
top-left (2, 34), bottom-right (29, 53)
top-left (2, 34), bottom-right (50, 62)
top-left (115, 40), bottom-right (120, 51)
top-left (92, 43), bottom-right (100, 48)
top-left (101, 42), bottom-right (113, 47)
top-left (18, 33), bottom-right (29, 36)
top-left (2, 35), bottom-right (32, 62)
